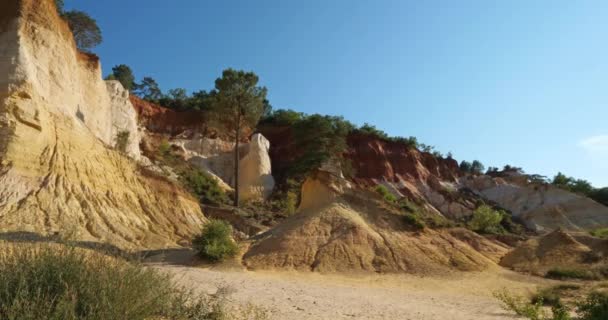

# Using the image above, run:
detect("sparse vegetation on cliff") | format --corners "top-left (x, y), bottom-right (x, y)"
top-left (375, 185), bottom-right (397, 203)
top-left (460, 160), bottom-right (485, 175)
top-left (114, 130), bottom-right (130, 153)
top-left (180, 168), bottom-right (228, 206)
top-left (552, 172), bottom-right (608, 207)
top-left (355, 123), bottom-right (419, 149)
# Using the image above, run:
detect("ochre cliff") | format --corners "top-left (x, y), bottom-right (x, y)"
top-left (346, 132), bottom-right (460, 184)
top-left (0, 0), bottom-right (204, 249)
top-left (131, 96), bottom-right (205, 135)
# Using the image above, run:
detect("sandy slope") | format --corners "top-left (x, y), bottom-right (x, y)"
top-left (156, 263), bottom-right (552, 320)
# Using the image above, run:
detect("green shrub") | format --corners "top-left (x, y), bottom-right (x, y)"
top-left (545, 268), bottom-right (598, 281)
top-left (403, 213), bottom-right (426, 230)
top-left (193, 220), bottom-right (239, 262)
top-left (284, 191), bottom-right (299, 215)
top-left (114, 130), bottom-right (130, 153)
top-left (267, 178), bottom-right (300, 215)
top-left (531, 287), bottom-right (566, 307)
top-left (590, 228), bottom-right (608, 239)
top-left (468, 205), bottom-right (506, 234)
top-left (340, 157), bottom-right (357, 180)
top-left (499, 211), bottom-right (525, 234)
top-left (494, 289), bottom-right (548, 320)
top-left (495, 288), bottom-right (608, 320)
top-left (397, 198), bottom-right (418, 213)
top-left (158, 139), bottom-right (172, 159)
top-left (180, 168), bottom-right (228, 206)
top-left (0, 245), bottom-right (224, 320)
top-left (577, 292), bottom-right (608, 320)
top-left (278, 114), bottom-right (354, 181)
top-left (357, 123), bottom-right (390, 140)
top-left (375, 185), bottom-right (397, 203)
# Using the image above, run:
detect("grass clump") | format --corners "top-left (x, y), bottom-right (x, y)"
top-left (158, 139), bottom-right (173, 160)
top-left (546, 268), bottom-right (599, 281)
top-left (531, 285), bottom-right (580, 307)
top-left (374, 185), bottom-right (397, 203)
top-left (193, 220), bottom-right (239, 262)
top-left (590, 228), bottom-right (608, 239)
top-left (0, 244), bottom-right (227, 320)
top-left (494, 289), bottom-right (549, 320)
top-left (496, 289), bottom-right (608, 320)
top-left (402, 213), bottom-right (426, 230)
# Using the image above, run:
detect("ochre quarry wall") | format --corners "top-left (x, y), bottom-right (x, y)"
top-left (0, 0), bottom-right (204, 249)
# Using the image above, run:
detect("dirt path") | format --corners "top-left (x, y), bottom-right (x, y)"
top-left (155, 263), bottom-right (552, 320)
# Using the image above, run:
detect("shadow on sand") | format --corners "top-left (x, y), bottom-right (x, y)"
top-left (0, 231), bottom-right (196, 266)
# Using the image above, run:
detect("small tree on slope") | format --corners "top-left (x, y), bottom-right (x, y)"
top-left (211, 69), bottom-right (267, 207)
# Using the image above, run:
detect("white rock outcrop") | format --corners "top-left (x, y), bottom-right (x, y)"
top-left (0, 0), bottom-right (204, 249)
top-left (105, 80), bottom-right (141, 159)
top-left (462, 175), bottom-right (608, 232)
top-left (238, 133), bottom-right (275, 201)
top-left (173, 133), bottom-right (275, 201)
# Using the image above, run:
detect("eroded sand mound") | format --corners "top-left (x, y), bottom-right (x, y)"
top-left (0, 0), bottom-right (204, 249)
top-left (500, 229), bottom-right (595, 274)
top-left (243, 170), bottom-right (509, 274)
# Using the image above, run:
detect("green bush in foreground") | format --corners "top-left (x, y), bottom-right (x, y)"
top-left (0, 245), bottom-right (223, 320)
top-left (577, 292), bottom-right (608, 320)
top-left (495, 289), bottom-right (608, 320)
top-left (193, 220), bottom-right (239, 262)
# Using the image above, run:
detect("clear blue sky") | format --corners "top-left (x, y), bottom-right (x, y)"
top-left (65, 0), bottom-right (608, 187)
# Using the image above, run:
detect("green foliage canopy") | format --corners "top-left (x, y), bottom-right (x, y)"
top-left (62, 11), bottom-right (102, 52)
top-left (107, 64), bottom-right (136, 91)
top-left (54, 0), bottom-right (64, 14)
top-left (133, 77), bottom-right (163, 101)
top-left (460, 160), bottom-right (485, 175)
top-left (468, 205), bottom-right (505, 234)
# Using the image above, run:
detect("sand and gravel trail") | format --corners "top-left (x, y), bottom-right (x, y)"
top-left (155, 262), bottom-right (551, 320)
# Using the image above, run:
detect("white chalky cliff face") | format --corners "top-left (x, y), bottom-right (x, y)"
top-left (0, 0), bottom-right (204, 249)
top-left (462, 175), bottom-right (608, 232)
top-left (172, 132), bottom-right (276, 201)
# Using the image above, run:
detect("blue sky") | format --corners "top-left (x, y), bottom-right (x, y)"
top-left (65, 0), bottom-right (608, 186)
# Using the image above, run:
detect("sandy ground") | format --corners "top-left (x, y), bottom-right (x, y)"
top-left (153, 260), bottom-right (553, 320)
